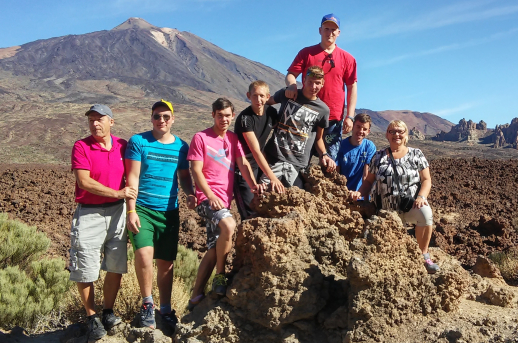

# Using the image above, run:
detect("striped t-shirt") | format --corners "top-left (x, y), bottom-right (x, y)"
top-left (126, 131), bottom-right (189, 211)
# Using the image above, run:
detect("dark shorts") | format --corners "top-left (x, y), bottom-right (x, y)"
top-left (195, 200), bottom-right (233, 250)
top-left (129, 204), bottom-right (180, 261)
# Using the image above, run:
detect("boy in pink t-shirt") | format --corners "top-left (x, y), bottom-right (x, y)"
top-left (187, 98), bottom-right (265, 308)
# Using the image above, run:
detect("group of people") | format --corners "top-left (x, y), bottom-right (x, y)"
top-left (69, 13), bottom-right (439, 341)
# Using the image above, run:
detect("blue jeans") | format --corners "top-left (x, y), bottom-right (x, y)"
top-left (323, 118), bottom-right (345, 161)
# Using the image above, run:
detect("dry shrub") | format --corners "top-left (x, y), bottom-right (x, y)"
top-left (61, 246), bottom-right (197, 325)
top-left (0, 214), bottom-right (73, 332)
top-left (489, 250), bottom-right (518, 284)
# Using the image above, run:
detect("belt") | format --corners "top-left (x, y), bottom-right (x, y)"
top-left (79, 199), bottom-right (124, 208)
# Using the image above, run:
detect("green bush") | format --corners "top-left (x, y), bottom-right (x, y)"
top-left (0, 213), bottom-right (50, 270)
top-left (174, 245), bottom-right (200, 293)
top-left (0, 214), bottom-right (72, 330)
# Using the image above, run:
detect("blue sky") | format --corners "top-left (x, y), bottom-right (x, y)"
top-left (1, 0), bottom-right (517, 128)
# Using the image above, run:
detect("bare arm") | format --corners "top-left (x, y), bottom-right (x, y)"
top-left (315, 127), bottom-right (336, 172)
top-left (414, 167), bottom-right (432, 209)
top-left (242, 131), bottom-right (284, 193)
top-left (343, 82), bottom-right (358, 134)
top-left (74, 169), bottom-right (137, 199)
top-left (284, 72), bottom-right (300, 100)
top-left (351, 171), bottom-right (375, 201)
top-left (236, 156), bottom-right (266, 195)
top-left (362, 164), bottom-right (370, 183)
top-left (266, 96), bottom-right (277, 106)
top-left (125, 159), bottom-right (141, 233)
top-left (178, 169), bottom-right (196, 209)
top-left (190, 160), bottom-right (225, 211)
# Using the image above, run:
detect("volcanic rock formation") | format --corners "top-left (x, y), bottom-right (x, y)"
top-left (434, 118), bottom-right (488, 142)
top-left (409, 126), bottom-right (425, 140)
top-left (175, 166), bottom-right (516, 343)
top-left (492, 118), bottom-right (518, 149)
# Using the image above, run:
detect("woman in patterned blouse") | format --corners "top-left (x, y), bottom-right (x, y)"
top-left (351, 120), bottom-right (439, 274)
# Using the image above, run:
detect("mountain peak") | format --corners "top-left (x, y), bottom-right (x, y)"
top-left (112, 17), bottom-right (157, 31)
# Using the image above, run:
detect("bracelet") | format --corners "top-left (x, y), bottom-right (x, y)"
top-left (347, 115), bottom-right (355, 120)
top-left (127, 210), bottom-right (136, 214)
top-left (416, 195), bottom-right (427, 200)
top-left (321, 152), bottom-right (329, 158)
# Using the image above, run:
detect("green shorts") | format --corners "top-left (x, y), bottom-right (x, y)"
top-left (129, 204), bottom-right (180, 261)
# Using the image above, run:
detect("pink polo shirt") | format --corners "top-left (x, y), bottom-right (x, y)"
top-left (71, 135), bottom-right (127, 205)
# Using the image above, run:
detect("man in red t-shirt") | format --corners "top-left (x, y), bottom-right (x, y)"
top-left (70, 104), bottom-right (137, 340)
top-left (285, 13), bottom-right (357, 160)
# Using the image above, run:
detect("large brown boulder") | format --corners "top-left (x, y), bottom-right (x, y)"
top-left (176, 166), bottom-right (477, 342)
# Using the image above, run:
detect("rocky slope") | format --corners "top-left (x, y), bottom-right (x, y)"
top-left (356, 108), bottom-right (454, 135)
top-left (2, 162), bottom-right (518, 342)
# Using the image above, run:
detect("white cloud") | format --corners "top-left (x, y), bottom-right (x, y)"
top-left (433, 102), bottom-right (479, 117)
top-left (345, 0), bottom-right (518, 41)
top-left (365, 27), bottom-right (518, 68)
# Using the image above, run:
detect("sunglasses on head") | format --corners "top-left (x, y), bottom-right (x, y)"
top-left (306, 70), bottom-right (324, 79)
top-left (152, 114), bottom-right (172, 121)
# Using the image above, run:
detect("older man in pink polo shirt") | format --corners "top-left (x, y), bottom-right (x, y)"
top-left (70, 104), bottom-right (137, 341)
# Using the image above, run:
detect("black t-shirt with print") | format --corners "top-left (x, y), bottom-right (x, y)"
top-left (234, 105), bottom-right (277, 158)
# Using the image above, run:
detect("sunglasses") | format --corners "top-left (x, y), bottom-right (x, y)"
top-left (306, 70), bottom-right (324, 79)
top-left (328, 53), bottom-right (335, 68)
top-left (387, 129), bottom-right (406, 135)
top-left (152, 114), bottom-right (172, 121)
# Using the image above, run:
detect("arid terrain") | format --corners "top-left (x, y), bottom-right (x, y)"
top-left (2, 158), bottom-right (518, 342)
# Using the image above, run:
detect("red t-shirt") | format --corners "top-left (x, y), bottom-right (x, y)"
top-left (288, 44), bottom-right (357, 121)
top-left (71, 135), bottom-right (127, 205)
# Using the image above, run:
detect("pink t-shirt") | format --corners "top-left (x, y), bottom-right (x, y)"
top-left (187, 128), bottom-right (245, 208)
top-left (71, 135), bottom-right (127, 205)
top-left (288, 44), bottom-right (357, 122)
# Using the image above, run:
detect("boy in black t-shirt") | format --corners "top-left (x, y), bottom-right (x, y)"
top-left (234, 81), bottom-right (285, 219)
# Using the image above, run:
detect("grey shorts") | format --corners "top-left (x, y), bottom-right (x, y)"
top-left (259, 161), bottom-right (304, 188)
top-left (69, 201), bottom-right (128, 283)
top-left (399, 204), bottom-right (433, 226)
top-left (195, 200), bottom-right (233, 250)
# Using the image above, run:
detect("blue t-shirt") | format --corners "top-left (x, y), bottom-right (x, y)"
top-left (125, 131), bottom-right (189, 211)
top-left (336, 138), bottom-right (376, 191)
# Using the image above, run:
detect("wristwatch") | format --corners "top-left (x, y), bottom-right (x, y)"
top-left (347, 115), bottom-right (355, 121)
top-left (321, 152), bottom-right (329, 158)
top-left (417, 195), bottom-right (427, 200)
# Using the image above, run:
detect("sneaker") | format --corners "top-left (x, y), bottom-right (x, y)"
top-left (138, 302), bottom-right (156, 329)
top-left (159, 310), bottom-right (178, 330)
top-left (423, 253), bottom-right (440, 274)
top-left (87, 315), bottom-right (107, 341)
top-left (187, 294), bottom-right (205, 312)
top-left (212, 273), bottom-right (227, 296)
top-left (101, 312), bottom-right (122, 330)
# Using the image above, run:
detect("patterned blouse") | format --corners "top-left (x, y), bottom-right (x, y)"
top-left (368, 147), bottom-right (429, 211)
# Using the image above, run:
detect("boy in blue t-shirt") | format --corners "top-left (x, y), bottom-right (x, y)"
top-left (336, 113), bottom-right (376, 193)
top-left (125, 100), bottom-right (196, 330)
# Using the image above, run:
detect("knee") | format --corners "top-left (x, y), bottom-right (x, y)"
top-left (219, 221), bottom-right (236, 237)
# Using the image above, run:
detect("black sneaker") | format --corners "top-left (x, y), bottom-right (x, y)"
top-left (101, 312), bottom-right (122, 330)
top-left (138, 302), bottom-right (156, 329)
top-left (212, 273), bottom-right (227, 296)
top-left (87, 315), bottom-right (107, 341)
top-left (159, 310), bottom-right (178, 330)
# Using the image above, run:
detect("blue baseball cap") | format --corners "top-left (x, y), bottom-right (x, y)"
top-left (85, 104), bottom-right (113, 118)
top-left (321, 13), bottom-right (340, 28)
